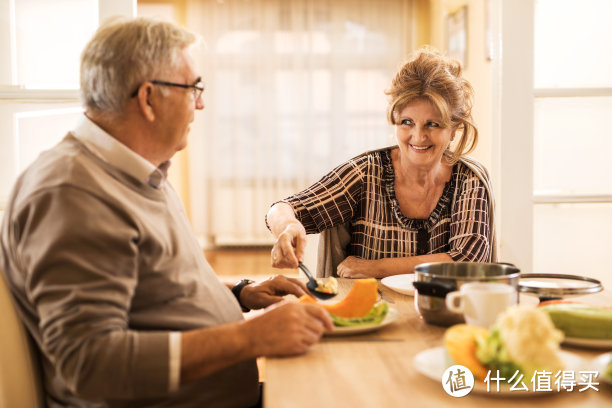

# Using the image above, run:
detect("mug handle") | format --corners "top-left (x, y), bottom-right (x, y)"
top-left (445, 291), bottom-right (464, 313)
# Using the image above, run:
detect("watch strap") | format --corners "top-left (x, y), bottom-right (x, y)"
top-left (231, 279), bottom-right (255, 312)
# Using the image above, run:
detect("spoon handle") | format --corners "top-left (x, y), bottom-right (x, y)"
top-left (298, 263), bottom-right (316, 282)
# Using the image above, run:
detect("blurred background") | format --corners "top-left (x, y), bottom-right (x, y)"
top-left (0, 0), bottom-right (610, 288)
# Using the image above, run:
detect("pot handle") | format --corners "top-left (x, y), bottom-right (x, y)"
top-left (413, 281), bottom-right (456, 298)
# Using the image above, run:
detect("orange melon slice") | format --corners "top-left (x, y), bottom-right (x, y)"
top-left (298, 278), bottom-right (378, 318)
top-left (444, 324), bottom-right (489, 381)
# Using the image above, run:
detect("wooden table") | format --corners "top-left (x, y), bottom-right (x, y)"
top-left (263, 278), bottom-right (612, 407)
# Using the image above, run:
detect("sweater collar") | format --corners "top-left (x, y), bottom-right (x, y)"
top-left (72, 114), bottom-right (170, 188)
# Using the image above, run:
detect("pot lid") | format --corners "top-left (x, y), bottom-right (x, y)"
top-left (518, 273), bottom-right (603, 298)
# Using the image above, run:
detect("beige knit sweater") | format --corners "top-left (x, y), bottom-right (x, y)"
top-left (1, 134), bottom-right (258, 408)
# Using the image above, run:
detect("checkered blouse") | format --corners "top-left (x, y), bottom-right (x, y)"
top-left (281, 146), bottom-right (491, 262)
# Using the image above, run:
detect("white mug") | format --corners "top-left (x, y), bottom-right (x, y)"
top-left (445, 282), bottom-right (517, 328)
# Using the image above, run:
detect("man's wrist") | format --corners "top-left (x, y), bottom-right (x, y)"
top-left (231, 279), bottom-right (255, 312)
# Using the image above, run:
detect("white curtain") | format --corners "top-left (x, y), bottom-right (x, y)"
top-left (186, 0), bottom-right (412, 246)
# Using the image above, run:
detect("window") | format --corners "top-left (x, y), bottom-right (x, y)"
top-left (13, 0), bottom-right (98, 89)
top-left (0, 0), bottom-right (134, 215)
top-left (532, 0), bottom-right (612, 286)
top-left (185, 0), bottom-right (412, 245)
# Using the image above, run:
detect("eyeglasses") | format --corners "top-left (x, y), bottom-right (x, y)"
top-left (130, 78), bottom-right (205, 100)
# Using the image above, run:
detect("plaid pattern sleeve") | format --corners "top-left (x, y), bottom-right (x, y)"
top-left (283, 147), bottom-right (492, 262)
top-left (283, 154), bottom-right (368, 233)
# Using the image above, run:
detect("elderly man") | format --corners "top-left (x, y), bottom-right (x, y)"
top-left (0, 17), bottom-right (332, 408)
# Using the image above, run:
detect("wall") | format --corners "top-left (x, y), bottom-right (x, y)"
top-left (422, 0), bottom-right (493, 171)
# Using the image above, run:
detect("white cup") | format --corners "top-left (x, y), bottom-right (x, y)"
top-left (445, 282), bottom-right (517, 328)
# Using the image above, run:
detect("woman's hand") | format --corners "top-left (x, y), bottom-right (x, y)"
top-left (271, 222), bottom-right (306, 269)
top-left (336, 256), bottom-right (379, 278)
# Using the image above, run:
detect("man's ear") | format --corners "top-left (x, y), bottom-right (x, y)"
top-left (135, 83), bottom-right (156, 122)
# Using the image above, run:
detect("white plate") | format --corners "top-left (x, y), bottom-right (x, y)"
top-left (381, 274), bottom-right (415, 296)
top-left (325, 307), bottom-right (399, 336)
top-left (563, 337), bottom-right (612, 349)
top-left (592, 352), bottom-right (612, 385)
top-left (413, 346), bottom-right (585, 396)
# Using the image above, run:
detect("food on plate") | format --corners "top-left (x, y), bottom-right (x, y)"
top-left (444, 324), bottom-right (490, 380)
top-left (330, 302), bottom-right (389, 327)
top-left (444, 305), bottom-right (564, 381)
top-left (301, 278), bottom-right (378, 318)
top-left (538, 300), bottom-right (612, 340)
top-left (315, 276), bottom-right (338, 294)
top-left (299, 278), bottom-right (388, 326)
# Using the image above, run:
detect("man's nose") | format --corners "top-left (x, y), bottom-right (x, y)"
top-left (195, 95), bottom-right (205, 110)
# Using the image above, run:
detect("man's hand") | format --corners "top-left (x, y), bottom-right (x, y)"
top-left (180, 300), bottom-right (334, 383)
top-left (240, 275), bottom-right (308, 310)
top-left (241, 301), bottom-right (334, 356)
top-left (270, 222), bottom-right (306, 269)
top-left (336, 256), bottom-right (377, 278)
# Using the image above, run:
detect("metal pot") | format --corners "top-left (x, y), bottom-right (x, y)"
top-left (413, 262), bottom-right (521, 327)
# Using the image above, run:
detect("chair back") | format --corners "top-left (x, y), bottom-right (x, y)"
top-left (0, 267), bottom-right (45, 408)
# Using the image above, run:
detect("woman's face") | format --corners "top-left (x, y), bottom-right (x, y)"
top-left (394, 98), bottom-right (455, 167)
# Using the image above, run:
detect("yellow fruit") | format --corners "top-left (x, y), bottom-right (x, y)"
top-left (298, 278), bottom-right (378, 318)
top-left (444, 324), bottom-right (490, 380)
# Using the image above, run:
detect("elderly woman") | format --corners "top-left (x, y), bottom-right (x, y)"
top-left (266, 47), bottom-right (496, 279)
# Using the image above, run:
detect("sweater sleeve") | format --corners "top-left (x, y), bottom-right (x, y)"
top-left (13, 185), bottom-right (171, 400)
top-left (281, 157), bottom-right (366, 234)
top-left (448, 175), bottom-right (491, 262)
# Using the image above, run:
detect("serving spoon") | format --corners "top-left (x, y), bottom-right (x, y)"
top-left (298, 262), bottom-right (337, 300)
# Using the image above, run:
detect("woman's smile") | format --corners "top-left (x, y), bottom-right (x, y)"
top-left (409, 144), bottom-right (432, 152)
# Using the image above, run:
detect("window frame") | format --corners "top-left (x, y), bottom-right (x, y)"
top-left (0, 0), bottom-right (135, 212)
top-left (492, 0), bottom-right (612, 276)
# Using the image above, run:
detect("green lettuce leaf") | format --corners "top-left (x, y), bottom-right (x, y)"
top-left (475, 328), bottom-right (522, 378)
top-left (331, 302), bottom-right (389, 327)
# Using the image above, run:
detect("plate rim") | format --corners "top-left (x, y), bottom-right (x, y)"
top-left (413, 346), bottom-right (584, 396)
top-left (381, 274), bottom-right (415, 296)
top-left (324, 307), bottom-right (399, 336)
top-left (562, 336), bottom-right (612, 349)
top-left (592, 352), bottom-right (612, 385)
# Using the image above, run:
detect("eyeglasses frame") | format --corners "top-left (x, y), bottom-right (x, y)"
top-left (130, 78), bottom-right (205, 100)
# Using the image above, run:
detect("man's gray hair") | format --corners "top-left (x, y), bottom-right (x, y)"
top-left (80, 16), bottom-right (197, 113)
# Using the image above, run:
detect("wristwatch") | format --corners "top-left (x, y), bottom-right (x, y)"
top-left (231, 279), bottom-right (255, 312)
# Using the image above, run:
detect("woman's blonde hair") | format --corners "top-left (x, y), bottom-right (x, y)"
top-left (385, 47), bottom-right (478, 163)
top-left (80, 16), bottom-right (197, 114)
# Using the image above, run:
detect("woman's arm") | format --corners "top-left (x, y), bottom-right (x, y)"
top-left (266, 202), bottom-right (307, 269)
top-left (337, 165), bottom-right (493, 279)
top-left (266, 202), bottom-right (301, 237)
top-left (336, 253), bottom-right (453, 279)
top-left (266, 156), bottom-right (366, 269)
